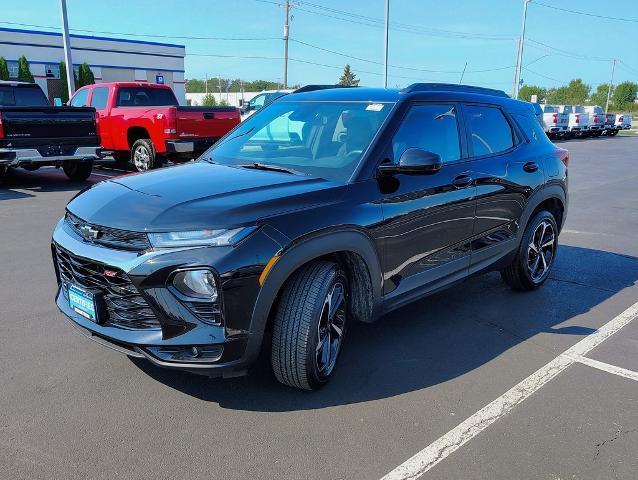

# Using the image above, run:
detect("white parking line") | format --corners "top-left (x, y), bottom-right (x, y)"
top-left (380, 300), bottom-right (638, 480)
top-left (574, 355), bottom-right (638, 383)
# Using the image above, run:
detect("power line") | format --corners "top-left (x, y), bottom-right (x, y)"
top-left (532, 1), bottom-right (638, 24)
top-left (0, 20), bottom-right (279, 41)
top-left (290, 38), bottom-right (513, 74)
top-left (527, 38), bottom-right (611, 62)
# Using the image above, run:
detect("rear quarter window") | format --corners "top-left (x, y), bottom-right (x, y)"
top-left (512, 112), bottom-right (553, 145)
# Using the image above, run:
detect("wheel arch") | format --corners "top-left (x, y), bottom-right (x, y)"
top-left (127, 126), bottom-right (152, 149)
top-left (518, 184), bottom-right (567, 240)
top-left (243, 228), bottom-right (384, 365)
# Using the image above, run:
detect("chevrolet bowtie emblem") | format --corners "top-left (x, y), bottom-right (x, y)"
top-left (79, 224), bottom-right (100, 241)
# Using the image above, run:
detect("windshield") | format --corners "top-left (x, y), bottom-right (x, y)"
top-left (205, 100), bottom-right (393, 182)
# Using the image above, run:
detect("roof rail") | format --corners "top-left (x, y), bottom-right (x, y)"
top-left (400, 83), bottom-right (509, 98)
top-left (293, 84), bottom-right (358, 94)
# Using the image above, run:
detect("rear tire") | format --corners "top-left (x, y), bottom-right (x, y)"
top-left (501, 210), bottom-right (558, 291)
top-left (609, 130), bottom-right (619, 136)
top-left (131, 139), bottom-right (159, 172)
top-left (63, 160), bottom-right (93, 181)
top-left (271, 261), bottom-right (348, 390)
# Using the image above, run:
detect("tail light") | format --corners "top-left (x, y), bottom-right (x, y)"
top-left (575, 114), bottom-right (580, 124)
top-left (552, 113), bottom-right (558, 124)
top-left (93, 110), bottom-right (99, 127)
top-left (618, 115), bottom-right (623, 123)
top-left (0, 112), bottom-right (4, 139)
top-left (593, 114), bottom-right (599, 123)
top-left (555, 148), bottom-right (569, 168)
top-left (163, 110), bottom-right (177, 135)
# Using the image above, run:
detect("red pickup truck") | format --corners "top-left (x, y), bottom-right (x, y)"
top-left (69, 82), bottom-right (240, 171)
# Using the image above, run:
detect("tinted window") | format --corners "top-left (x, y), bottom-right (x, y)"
top-left (0, 86), bottom-right (49, 106)
top-left (90, 87), bottom-right (109, 109)
top-left (513, 112), bottom-right (552, 145)
top-left (250, 94), bottom-right (266, 109)
top-left (116, 87), bottom-right (177, 107)
top-left (392, 104), bottom-right (460, 163)
top-left (70, 88), bottom-right (89, 107)
top-left (465, 105), bottom-right (514, 156)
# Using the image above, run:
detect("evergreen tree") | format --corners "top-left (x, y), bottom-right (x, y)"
top-left (338, 64), bottom-right (360, 86)
top-left (17, 55), bottom-right (34, 83)
top-left (77, 63), bottom-right (95, 88)
top-left (0, 57), bottom-right (9, 81)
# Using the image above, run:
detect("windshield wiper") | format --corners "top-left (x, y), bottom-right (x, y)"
top-left (238, 163), bottom-right (296, 175)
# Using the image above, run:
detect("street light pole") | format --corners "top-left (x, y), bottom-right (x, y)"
top-left (383, 0), bottom-right (390, 88)
top-left (283, 0), bottom-right (290, 89)
top-left (512, 0), bottom-right (531, 99)
top-left (59, 0), bottom-right (75, 97)
top-left (605, 59), bottom-right (616, 114)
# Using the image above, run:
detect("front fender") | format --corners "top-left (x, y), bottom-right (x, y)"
top-left (242, 228), bottom-right (383, 365)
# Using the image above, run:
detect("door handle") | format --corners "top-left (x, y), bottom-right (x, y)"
top-left (452, 174), bottom-right (473, 188)
top-left (523, 162), bottom-right (539, 173)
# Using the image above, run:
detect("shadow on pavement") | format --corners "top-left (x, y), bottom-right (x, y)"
top-left (0, 167), bottom-right (96, 198)
top-left (131, 244), bottom-right (638, 411)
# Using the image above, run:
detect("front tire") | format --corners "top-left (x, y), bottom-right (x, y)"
top-left (63, 160), bottom-right (93, 181)
top-left (501, 210), bottom-right (558, 291)
top-left (271, 261), bottom-right (348, 390)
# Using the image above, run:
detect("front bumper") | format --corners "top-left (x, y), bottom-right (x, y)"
top-left (165, 138), bottom-right (219, 156)
top-left (52, 218), bottom-right (283, 377)
top-left (0, 146), bottom-right (101, 167)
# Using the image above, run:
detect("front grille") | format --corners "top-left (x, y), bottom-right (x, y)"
top-left (65, 211), bottom-right (151, 252)
top-left (54, 245), bottom-right (161, 330)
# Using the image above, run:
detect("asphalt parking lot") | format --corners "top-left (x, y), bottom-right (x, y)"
top-left (1, 136), bottom-right (637, 480)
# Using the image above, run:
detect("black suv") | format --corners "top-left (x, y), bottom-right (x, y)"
top-left (52, 84), bottom-right (568, 390)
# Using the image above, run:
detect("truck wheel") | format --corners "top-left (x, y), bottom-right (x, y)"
top-left (610, 130), bottom-right (619, 136)
top-left (63, 160), bottom-right (93, 181)
top-left (501, 210), bottom-right (558, 291)
top-left (131, 139), bottom-right (158, 172)
top-left (271, 261), bottom-right (348, 390)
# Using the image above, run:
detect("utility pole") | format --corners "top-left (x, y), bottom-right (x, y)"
top-left (283, 0), bottom-right (290, 89)
top-left (383, 0), bottom-right (390, 88)
top-left (512, 0), bottom-right (531, 99)
top-left (605, 59), bottom-right (616, 114)
top-left (59, 0), bottom-right (75, 97)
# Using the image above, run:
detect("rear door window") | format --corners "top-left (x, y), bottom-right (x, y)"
top-left (392, 104), bottom-right (461, 163)
top-left (464, 105), bottom-right (514, 157)
top-left (90, 87), bottom-right (109, 109)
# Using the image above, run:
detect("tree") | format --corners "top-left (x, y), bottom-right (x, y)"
top-left (77, 63), bottom-right (95, 88)
top-left (0, 57), bottom-right (9, 81)
top-left (338, 64), bottom-right (360, 86)
top-left (518, 85), bottom-right (546, 103)
top-left (590, 83), bottom-right (611, 107)
top-left (17, 55), bottom-right (34, 83)
top-left (201, 93), bottom-right (217, 106)
top-left (612, 81), bottom-right (638, 110)
top-left (546, 79), bottom-right (590, 105)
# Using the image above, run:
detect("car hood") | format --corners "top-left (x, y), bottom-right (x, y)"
top-left (67, 162), bottom-right (345, 231)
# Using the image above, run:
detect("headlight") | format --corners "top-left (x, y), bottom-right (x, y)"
top-left (173, 269), bottom-right (218, 301)
top-left (148, 227), bottom-right (255, 248)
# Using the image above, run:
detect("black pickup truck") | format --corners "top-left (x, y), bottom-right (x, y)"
top-left (0, 81), bottom-right (101, 181)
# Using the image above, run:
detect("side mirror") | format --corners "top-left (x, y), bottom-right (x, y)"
top-left (53, 97), bottom-right (63, 107)
top-left (378, 148), bottom-right (443, 176)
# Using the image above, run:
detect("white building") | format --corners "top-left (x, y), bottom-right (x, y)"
top-left (0, 27), bottom-right (186, 103)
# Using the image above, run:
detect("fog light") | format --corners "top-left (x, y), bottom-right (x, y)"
top-left (173, 269), bottom-right (218, 301)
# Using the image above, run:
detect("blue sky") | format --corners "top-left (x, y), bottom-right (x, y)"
top-left (3, 0), bottom-right (637, 90)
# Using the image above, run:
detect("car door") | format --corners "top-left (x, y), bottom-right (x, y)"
top-left (462, 103), bottom-right (544, 272)
top-left (88, 86), bottom-right (113, 147)
top-left (378, 102), bottom-right (476, 308)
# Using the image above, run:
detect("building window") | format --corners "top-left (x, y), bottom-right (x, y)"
top-left (7, 61), bottom-right (18, 79)
top-left (45, 64), bottom-right (61, 79)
